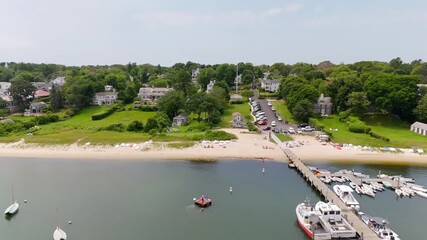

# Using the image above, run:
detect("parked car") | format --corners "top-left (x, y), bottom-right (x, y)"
top-left (263, 126), bottom-right (271, 131)
top-left (278, 116), bottom-right (283, 121)
top-left (271, 121), bottom-right (276, 127)
top-left (297, 123), bottom-right (309, 128)
top-left (271, 107), bottom-right (275, 111)
top-left (267, 101), bottom-right (272, 106)
top-left (258, 121), bottom-right (267, 125)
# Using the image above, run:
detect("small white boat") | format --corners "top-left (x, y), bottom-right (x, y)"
top-left (401, 187), bottom-right (415, 197)
top-left (53, 227), bottom-right (67, 240)
top-left (409, 185), bottom-right (427, 193)
top-left (349, 182), bottom-right (357, 189)
top-left (4, 187), bottom-right (19, 216)
top-left (415, 190), bottom-right (427, 199)
top-left (333, 185), bottom-right (360, 210)
top-left (395, 189), bottom-right (403, 197)
top-left (382, 181), bottom-right (393, 189)
top-left (355, 186), bottom-right (362, 195)
top-left (361, 186), bottom-right (375, 197)
top-left (361, 214), bottom-right (401, 240)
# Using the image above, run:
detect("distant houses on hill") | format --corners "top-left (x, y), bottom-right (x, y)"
top-left (138, 87), bottom-right (173, 104)
top-left (260, 78), bottom-right (280, 93)
top-left (92, 85), bottom-right (118, 106)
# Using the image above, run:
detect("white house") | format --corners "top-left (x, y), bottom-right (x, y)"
top-left (314, 94), bottom-right (333, 115)
top-left (172, 114), bottom-right (188, 126)
top-left (260, 78), bottom-right (280, 92)
top-left (92, 91), bottom-right (118, 106)
top-left (230, 94), bottom-right (243, 104)
top-left (232, 112), bottom-right (246, 128)
top-left (411, 122), bottom-right (427, 136)
top-left (138, 87), bottom-right (173, 103)
top-left (206, 80), bottom-right (215, 93)
top-left (0, 82), bottom-right (11, 96)
top-left (50, 77), bottom-right (66, 88)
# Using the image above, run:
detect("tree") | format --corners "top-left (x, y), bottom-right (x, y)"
top-left (144, 117), bottom-right (159, 133)
top-left (292, 99), bottom-right (314, 122)
top-left (50, 87), bottom-right (64, 112)
top-left (346, 92), bottom-right (371, 116)
top-left (63, 78), bottom-right (96, 109)
top-left (173, 69), bottom-right (192, 95)
top-left (414, 94), bottom-right (427, 122)
top-left (127, 120), bottom-right (144, 132)
top-left (156, 90), bottom-right (185, 120)
top-left (197, 68), bottom-right (216, 89)
top-left (185, 92), bottom-right (207, 122)
top-left (9, 76), bottom-right (36, 110)
top-left (118, 83), bottom-right (138, 104)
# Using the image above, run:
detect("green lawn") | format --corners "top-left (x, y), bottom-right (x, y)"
top-left (218, 99), bottom-right (252, 128)
top-left (271, 100), bottom-right (297, 124)
top-left (82, 131), bottom-right (151, 145)
top-left (276, 133), bottom-right (293, 142)
top-left (317, 114), bottom-right (427, 149)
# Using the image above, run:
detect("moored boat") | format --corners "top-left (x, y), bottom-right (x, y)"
top-left (194, 195), bottom-right (212, 207)
top-left (295, 200), bottom-right (331, 239)
top-left (315, 201), bottom-right (357, 239)
top-left (382, 181), bottom-right (393, 189)
top-left (360, 214), bottom-right (401, 240)
top-left (333, 185), bottom-right (360, 210)
top-left (415, 190), bottom-right (427, 199)
top-left (4, 187), bottom-right (19, 216)
top-left (53, 227), bottom-right (67, 240)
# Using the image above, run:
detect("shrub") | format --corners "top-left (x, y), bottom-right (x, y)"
top-left (369, 131), bottom-right (390, 142)
top-left (127, 120), bottom-right (144, 132)
top-left (348, 122), bottom-right (371, 133)
top-left (139, 105), bottom-right (158, 112)
top-left (309, 118), bottom-right (324, 130)
top-left (48, 114), bottom-right (59, 123)
top-left (91, 106), bottom-right (117, 120)
top-left (193, 130), bottom-right (237, 141)
top-left (35, 116), bottom-right (50, 125)
top-left (100, 123), bottom-right (125, 132)
top-left (23, 121), bottom-right (36, 129)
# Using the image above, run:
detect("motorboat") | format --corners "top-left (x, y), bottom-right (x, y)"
top-left (395, 189), bottom-right (403, 197)
top-left (382, 181), bottom-right (393, 189)
top-left (360, 214), bottom-right (400, 240)
top-left (415, 190), bottom-right (427, 199)
top-left (333, 185), bottom-right (360, 210)
top-left (295, 199), bottom-right (331, 239)
top-left (349, 182), bottom-right (357, 189)
top-left (315, 201), bottom-right (357, 239)
top-left (53, 227), bottom-right (67, 240)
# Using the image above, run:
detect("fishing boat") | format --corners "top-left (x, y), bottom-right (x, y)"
top-left (4, 187), bottom-right (19, 216)
top-left (194, 195), bottom-right (212, 207)
top-left (333, 185), bottom-right (360, 210)
top-left (360, 214), bottom-right (401, 240)
top-left (315, 201), bottom-right (357, 239)
top-left (295, 199), bottom-right (331, 239)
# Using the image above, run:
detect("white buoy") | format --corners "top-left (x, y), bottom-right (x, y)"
top-left (68, 221), bottom-right (72, 224)
top-left (262, 168), bottom-right (265, 173)
top-left (193, 198), bottom-right (197, 201)
top-left (24, 200), bottom-right (28, 203)
top-left (229, 187), bottom-right (233, 193)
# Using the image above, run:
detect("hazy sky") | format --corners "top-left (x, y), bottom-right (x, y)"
top-left (1, 0), bottom-right (426, 66)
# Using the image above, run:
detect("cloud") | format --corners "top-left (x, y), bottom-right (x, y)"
top-left (315, 6), bottom-right (324, 13)
top-left (284, 4), bottom-right (302, 12)
top-left (0, 36), bottom-right (34, 49)
top-left (264, 8), bottom-right (284, 17)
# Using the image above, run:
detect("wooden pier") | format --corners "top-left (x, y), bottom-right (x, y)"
top-left (280, 147), bottom-right (381, 240)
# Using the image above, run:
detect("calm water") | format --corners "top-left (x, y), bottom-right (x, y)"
top-left (0, 158), bottom-right (425, 240)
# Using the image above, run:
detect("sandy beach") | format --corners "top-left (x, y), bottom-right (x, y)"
top-left (1, 129), bottom-right (426, 166)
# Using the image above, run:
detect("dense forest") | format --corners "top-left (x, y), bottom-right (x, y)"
top-left (1, 58), bottom-right (427, 124)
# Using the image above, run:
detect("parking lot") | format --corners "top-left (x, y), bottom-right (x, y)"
top-left (250, 97), bottom-right (298, 133)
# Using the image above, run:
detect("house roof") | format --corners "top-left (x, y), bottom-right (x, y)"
top-left (30, 101), bottom-right (47, 107)
top-left (50, 77), bottom-right (66, 86)
top-left (0, 82), bottom-right (11, 95)
top-left (34, 89), bottom-right (50, 98)
top-left (412, 121), bottom-right (427, 130)
top-left (32, 82), bottom-right (51, 90)
top-left (261, 79), bottom-right (280, 84)
top-left (95, 91), bottom-right (118, 97)
top-left (232, 112), bottom-right (242, 117)
top-left (173, 114), bottom-right (188, 119)
top-left (230, 94), bottom-right (243, 99)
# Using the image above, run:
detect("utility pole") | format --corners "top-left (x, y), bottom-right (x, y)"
top-left (235, 64), bottom-right (239, 94)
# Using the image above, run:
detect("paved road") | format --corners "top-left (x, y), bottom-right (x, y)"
top-left (251, 97), bottom-right (297, 132)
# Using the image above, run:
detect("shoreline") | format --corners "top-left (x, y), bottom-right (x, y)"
top-left (1, 129), bottom-right (426, 167)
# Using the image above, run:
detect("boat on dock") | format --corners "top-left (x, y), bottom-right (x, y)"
top-left (360, 214), bottom-right (401, 240)
top-left (296, 200), bottom-right (332, 239)
top-left (382, 181), bottom-right (393, 189)
top-left (415, 190), bottom-right (427, 199)
top-left (315, 201), bottom-right (357, 239)
top-left (194, 195), bottom-right (212, 207)
top-left (4, 187), bottom-right (19, 216)
top-left (333, 185), bottom-right (360, 210)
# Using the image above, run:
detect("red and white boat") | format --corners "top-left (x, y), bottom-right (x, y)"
top-left (296, 199), bottom-right (331, 239)
top-left (194, 195), bottom-right (212, 208)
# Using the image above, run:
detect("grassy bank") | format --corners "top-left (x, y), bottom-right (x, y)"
top-left (271, 100), bottom-right (296, 124)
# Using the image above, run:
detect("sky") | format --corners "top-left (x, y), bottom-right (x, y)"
top-left (0, 0), bottom-right (426, 66)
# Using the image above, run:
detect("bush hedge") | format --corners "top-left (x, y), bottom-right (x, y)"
top-left (369, 131), bottom-right (390, 142)
top-left (309, 118), bottom-right (324, 130)
top-left (99, 123), bottom-right (125, 132)
top-left (91, 106), bottom-right (117, 120)
top-left (193, 130), bottom-right (237, 141)
top-left (139, 105), bottom-right (158, 112)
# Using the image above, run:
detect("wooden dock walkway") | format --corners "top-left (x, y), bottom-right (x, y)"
top-left (278, 143), bottom-right (381, 239)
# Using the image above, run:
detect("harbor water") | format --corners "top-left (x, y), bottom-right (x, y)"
top-left (0, 158), bottom-right (426, 239)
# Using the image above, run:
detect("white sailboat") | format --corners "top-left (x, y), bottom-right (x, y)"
top-left (4, 187), bottom-right (19, 215)
top-left (53, 210), bottom-right (67, 240)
